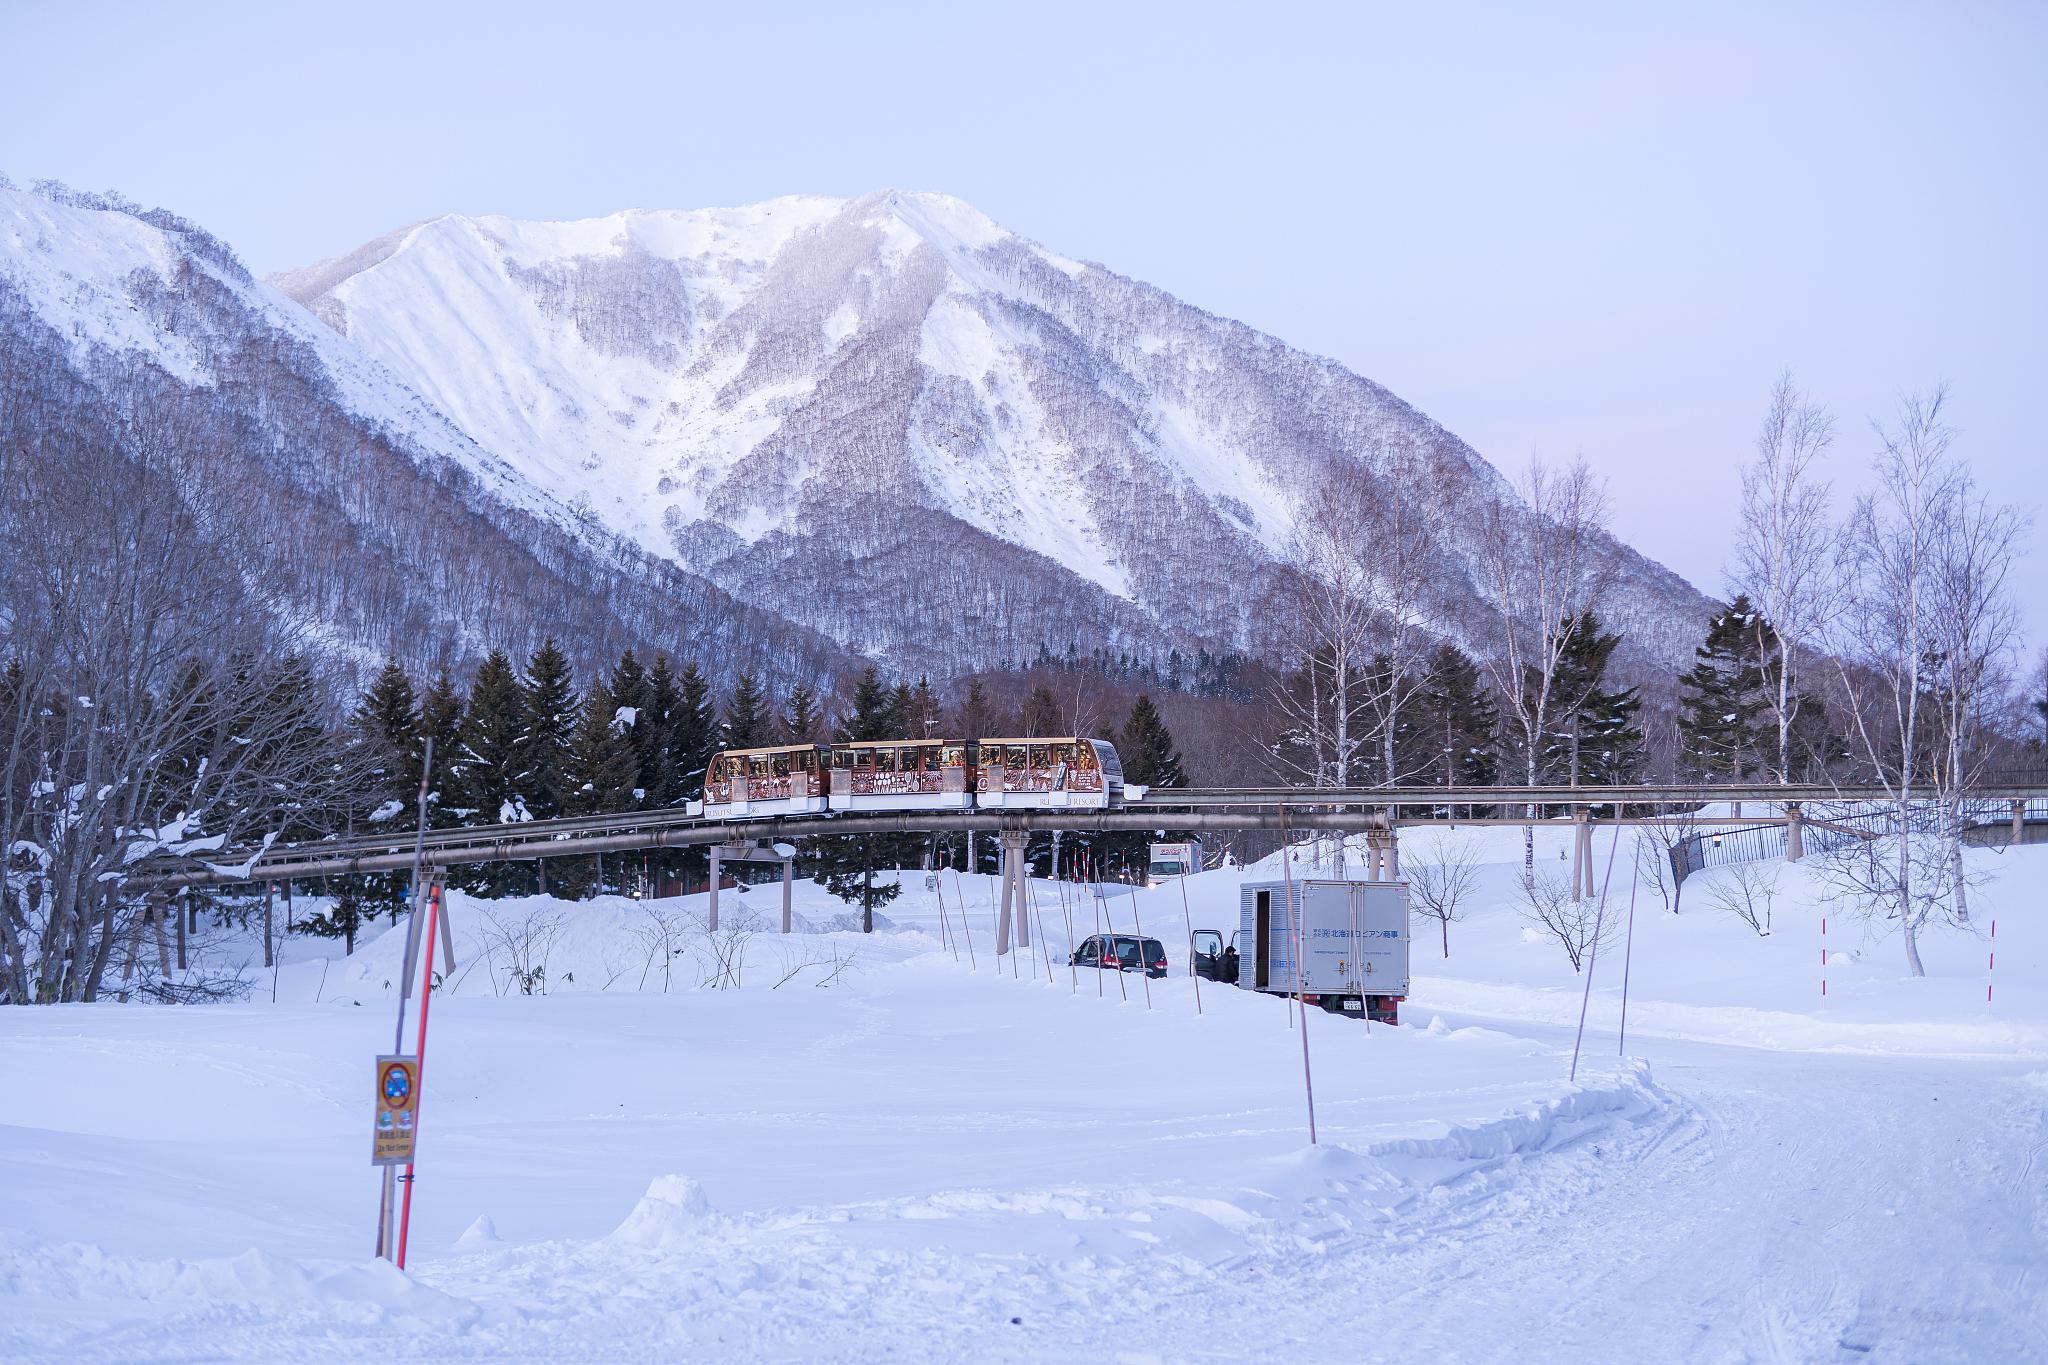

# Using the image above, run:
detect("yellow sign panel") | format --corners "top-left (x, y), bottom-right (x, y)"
top-left (371, 1054), bottom-right (420, 1167)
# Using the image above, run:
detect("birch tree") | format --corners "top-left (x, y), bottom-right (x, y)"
top-left (1820, 387), bottom-right (2020, 974)
top-left (1478, 456), bottom-right (1613, 886)
top-left (1732, 372), bottom-right (1836, 783)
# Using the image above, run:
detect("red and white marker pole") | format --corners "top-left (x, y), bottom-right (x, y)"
top-left (395, 881), bottom-right (442, 1270)
top-left (1820, 913), bottom-right (1828, 1005)
top-left (1988, 918), bottom-right (1996, 1007)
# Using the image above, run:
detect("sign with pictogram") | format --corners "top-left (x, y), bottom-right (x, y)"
top-left (371, 1054), bottom-right (420, 1166)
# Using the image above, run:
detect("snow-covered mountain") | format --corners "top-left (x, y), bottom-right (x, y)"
top-left (275, 191), bottom-right (1713, 676)
top-left (0, 180), bottom-right (851, 687)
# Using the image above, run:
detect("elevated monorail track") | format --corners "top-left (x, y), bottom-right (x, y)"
top-left (125, 782), bottom-right (2048, 891)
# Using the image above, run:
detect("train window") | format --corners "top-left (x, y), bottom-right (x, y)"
top-left (1074, 745), bottom-right (1095, 770)
top-left (1006, 744), bottom-right (1028, 768)
top-left (941, 744), bottom-right (965, 766)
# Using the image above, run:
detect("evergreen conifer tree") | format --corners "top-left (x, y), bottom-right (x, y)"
top-left (783, 683), bottom-right (822, 743)
top-left (560, 680), bottom-right (640, 895)
top-left (1120, 694), bottom-right (1187, 788)
top-left (818, 665), bottom-right (909, 928)
top-left (1020, 684), bottom-right (1061, 737)
top-left (906, 676), bottom-right (941, 737)
top-left (353, 660), bottom-right (421, 810)
top-left (418, 670), bottom-right (464, 827)
top-left (643, 654), bottom-right (683, 803)
top-left (1532, 613), bottom-right (1647, 802)
top-left (1676, 595), bottom-right (1770, 782)
top-left (1411, 643), bottom-right (1499, 812)
top-left (452, 650), bottom-right (530, 895)
top-left (956, 678), bottom-right (1002, 738)
top-left (723, 672), bottom-right (771, 750)
top-left (326, 660), bottom-right (420, 935)
top-left (518, 639), bottom-right (578, 821)
top-left (669, 661), bottom-right (719, 788)
top-left (518, 639), bottom-right (579, 895)
top-left (608, 651), bottom-right (653, 801)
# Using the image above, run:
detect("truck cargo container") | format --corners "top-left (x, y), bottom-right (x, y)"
top-left (1236, 879), bottom-right (1410, 1023)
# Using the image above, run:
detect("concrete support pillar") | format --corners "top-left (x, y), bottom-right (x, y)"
top-left (1571, 808), bottom-right (1591, 900)
top-left (1785, 802), bottom-right (1804, 863)
top-left (781, 857), bottom-right (793, 933)
top-left (1013, 834), bottom-right (1031, 949)
top-left (995, 831), bottom-right (1016, 955)
top-left (707, 846), bottom-right (721, 932)
top-left (1385, 824), bottom-right (1401, 880)
top-left (2014, 799), bottom-right (2027, 847)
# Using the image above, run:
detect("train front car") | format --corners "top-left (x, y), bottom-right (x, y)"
top-left (974, 737), bottom-right (1124, 809)
top-left (828, 739), bottom-right (977, 812)
top-left (703, 744), bottom-right (830, 819)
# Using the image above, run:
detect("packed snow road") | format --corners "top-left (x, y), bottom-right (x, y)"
top-left (1299, 1026), bottom-right (2048, 1365)
top-left (4, 1005), bottom-right (2040, 1362)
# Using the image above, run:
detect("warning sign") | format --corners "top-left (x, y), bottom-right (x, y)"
top-left (371, 1054), bottom-right (420, 1167)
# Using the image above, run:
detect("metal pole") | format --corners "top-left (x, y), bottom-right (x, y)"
top-left (950, 866), bottom-right (978, 971)
top-left (1570, 823), bottom-right (1624, 1082)
top-left (1618, 855), bottom-right (1641, 1056)
top-left (1279, 805), bottom-right (1316, 1145)
top-left (781, 857), bottom-right (793, 933)
top-left (380, 740), bottom-right (434, 1263)
top-left (263, 881), bottom-right (275, 969)
top-left (1179, 872), bottom-right (1203, 1015)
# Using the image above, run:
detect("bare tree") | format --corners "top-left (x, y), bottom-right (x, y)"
top-left (1408, 833), bottom-right (1483, 957)
top-left (1631, 806), bottom-right (1700, 913)
top-left (2, 411), bottom-right (362, 1004)
top-left (1705, 862), bottom-right (1778, 936)
top-left (1922, 473), bottom-right (2027, 923)
top-left (1270, 481), bottom-right (1377, 868)
top-left (1478, 456), bottom-right (1613, 886)
top-left (1520, 866), bottom-right (1617, 973)
top-left (1355, 446), bottom-right (1448, 791)
top-left (1731, 372), bottom-right (1836, 783)
top-left (1819, 387), bottom-right (2021, 974)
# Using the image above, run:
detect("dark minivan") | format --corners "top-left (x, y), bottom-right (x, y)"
top-left (1070, 934), bottom-right (1167, 978)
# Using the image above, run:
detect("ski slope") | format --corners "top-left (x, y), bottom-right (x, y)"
top-left (3, 837), bottom-right (2044, 1362)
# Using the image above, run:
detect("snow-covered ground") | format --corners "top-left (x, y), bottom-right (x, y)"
top-left (4, 829), bottom-right (2044, 1362)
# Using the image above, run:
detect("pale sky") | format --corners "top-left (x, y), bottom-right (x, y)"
top-left (7, 0), bottom-right (2043, 653)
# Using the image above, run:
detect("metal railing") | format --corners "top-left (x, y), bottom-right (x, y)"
top-left (1672, 797), bottom-right (2048, 883)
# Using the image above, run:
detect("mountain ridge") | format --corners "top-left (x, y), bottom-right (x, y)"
top-left (273, 188), bottom-right (1710, 677)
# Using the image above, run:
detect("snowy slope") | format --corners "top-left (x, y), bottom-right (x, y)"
top-left (276, 192), bottom-right (1716, 673)
top-left (0, 184), bottom-right (543, 521)
top-left (0, 183), bottom-right (851, 684)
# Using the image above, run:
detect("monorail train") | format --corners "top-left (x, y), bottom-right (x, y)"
top-left (700, 737), bottom-right (1125, 820)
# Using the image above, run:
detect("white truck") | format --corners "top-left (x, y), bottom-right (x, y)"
top-left (1233, 878), bottom-right (1410, 1023)
top-left (1146, 839), bottom-right (1203, 885)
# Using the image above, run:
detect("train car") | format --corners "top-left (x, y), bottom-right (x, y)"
top-left (703, 744), bottom-right (829, 819)
top-left (974, 737), bottom-right (1124, 810)
top-left (829, 739), bottom-right (977, 812)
